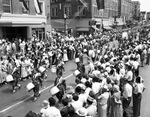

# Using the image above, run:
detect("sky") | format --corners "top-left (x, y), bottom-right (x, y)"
top-left (132, 0), bottom-right (150, 12)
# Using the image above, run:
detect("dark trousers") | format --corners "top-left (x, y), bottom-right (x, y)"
top-left (123, 97), bottom-right (132, 117)
top-left (146, 53), bottom-right (150, 65)
top-left (33, 84), bottom-right (40, 97)
top-left (12, 78), bottom-right (19, 90)
top-left (133, 93), bottom-right (142, 117)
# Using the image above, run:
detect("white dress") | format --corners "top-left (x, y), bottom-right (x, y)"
top-left (63, 49), bottom-right (68, 62)
top-left (21, 61), bottom-right (28, 78)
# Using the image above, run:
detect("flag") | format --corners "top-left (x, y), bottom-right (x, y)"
top-left (96, 0), bottom-right (105, 10)
top-left (19, 0), bottom-right (28, 12)
top-left (34, 0), bottom-right (42, 14)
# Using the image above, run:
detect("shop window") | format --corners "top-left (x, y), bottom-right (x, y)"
top-left (2, 0), bottom-right (11, 13)
top-left (32, 28), bottom-right (45, 40)
top-left (39, 1), bottom-right (44, 15)
top-left (77, 5), bottom-right (86, 16)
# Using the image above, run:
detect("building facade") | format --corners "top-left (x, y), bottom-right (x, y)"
top-left (146, 12), bottom-right (150, 22)
top-left (132, 1), bottom-right (140, 21)
top-left (0, 0), bottom-right (51, 40)
top-left (118, 0), bottom-right (133, 21)
top-left (51, 0), bottom-right (137, 35)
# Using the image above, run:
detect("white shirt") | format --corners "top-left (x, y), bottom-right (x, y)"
top-left (123, 83), bottom-right (132, 99)
top-left (92, 70), bottom-right (100, 77)
top-left (15, 59), bottom-right (21, 67)
top-left (40, 106), bottom-right (50, 116)
top-left (42, 106), bottom-right (61, 117)
top-left (120, 68), bottom-right (125, 78)
top-left (79, 93), bottom-right (88, 104)
top-left (86, 104), bottom-right (97, 117)
top-left (134, 83), bottom-right (145, 94)
top-left (92, 82), bottom-right (102, 94)
top-left (88, 62), bottom-right (95, 73)
top-left (126, 71), bottom-right (133, 81)
top-left (71, 100), bottom-right (83, 111)
top-left (132, 61), bottom-right (139, 69)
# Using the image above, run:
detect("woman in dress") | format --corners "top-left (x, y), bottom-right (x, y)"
top-left (97, 87), bottom-right (110, 117)
top-left (20, 57), bottom-right (28, 80)
top-left (133, 76), bottom-right (146, 117)
top-left (63, 49), bottom-right (68, 63)
top-left (109, 85), bottom-right (123, 117)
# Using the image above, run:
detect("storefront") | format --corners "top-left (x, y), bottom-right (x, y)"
top-left (32, 28), bottom-right (45, 40)
top-left (0, 14), bottom-right (47, 41)
top-left (2, 27), bottom-right (27, 41)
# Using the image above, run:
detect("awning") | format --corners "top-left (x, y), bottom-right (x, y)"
top-left (51, 20), bottom-right (70, 29)
top-left (76, 27), bottom-right (90, 31)
top-left (104, 26), bottom-right (112, 30)
top-left (92, 26), bottom-right (100, 31)
top-left (0, 21), bottom-right (44, 27)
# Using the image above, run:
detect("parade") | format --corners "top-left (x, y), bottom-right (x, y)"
top-left (0, 0), bottom-right (150, 117)
top-left (0, 24), bottom-right (149, 117)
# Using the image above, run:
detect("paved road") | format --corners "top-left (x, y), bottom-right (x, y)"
top-left (139, 65), bottom-right (150, 117)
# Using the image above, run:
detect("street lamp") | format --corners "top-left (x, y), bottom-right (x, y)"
top-left (64, 14), bottom-right (67, 36)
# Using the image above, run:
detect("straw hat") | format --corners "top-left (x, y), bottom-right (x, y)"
top-left (42, 100), bottom-right (49, 108)
top-left (76, 107), bottom-right (88, 116)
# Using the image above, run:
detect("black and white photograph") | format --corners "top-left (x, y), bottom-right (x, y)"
top-left (0, 0), bottom-right (149, 117)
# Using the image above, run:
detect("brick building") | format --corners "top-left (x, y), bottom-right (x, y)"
top-left (51, 0), bottom-right (139, 35)
top-left (132, 1), bottom-right (140, 21)
top-left (51, 0), bottom-right (121, 35)
top-left (0, 0), bottom-right (51, 40)
top-left (118, 0), bottom-right (133, 21)
top-left (146, 12), bottom-right (150, 22)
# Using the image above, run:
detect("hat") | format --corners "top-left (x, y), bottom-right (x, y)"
top-left (81, 78), bottom-right (87, 84)
top-left (76, 107), bottom-right (88, 116)
top-left (87, 95), bottom-right (94, 103)
top-left (42, 100), bottom-right (49, 107)
top-left (76, 84), bottom-right (86, 90)
top-left (66, 86), bottom-right (74, 94)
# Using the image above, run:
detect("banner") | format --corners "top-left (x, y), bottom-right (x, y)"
top-left (20, 0), bottom-right (28, 12)
top-left (34, 0), bottom-right (42, 14)
top-left (96, 0), bottom-right (105, 10)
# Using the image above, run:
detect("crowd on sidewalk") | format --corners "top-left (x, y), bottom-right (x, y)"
top-left (33, 27), bottom-right (148, 117)
top-left (1, 25), bottom-right (150, 117)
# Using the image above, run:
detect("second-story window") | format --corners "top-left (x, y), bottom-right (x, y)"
top-left (51, 6), bottom-right (58, 17)
top-left (64, 4), bottom-right (71, 17)
top-left (21, 0), bottom-right (29, 14)
top-left (77, 5), bottom-right (87, 16)
top-left (3, 0), bottom-right (11, 13)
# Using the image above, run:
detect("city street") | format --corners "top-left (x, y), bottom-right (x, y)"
top-left (0, 41), bottom-right (149, 117)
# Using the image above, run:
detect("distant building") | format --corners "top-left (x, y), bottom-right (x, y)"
top-left (140, 11), bottom-right (146, 21)
top-left (132, 1), bottom-right (140, 21)
top-left (51, 0), bottom-right (122, 36)
top-left (118, 0), bottom-right (133, 21)
top-left (0, 0), bottom-right (51, 40)
top-left (146, 12), bottom-right (150, 22)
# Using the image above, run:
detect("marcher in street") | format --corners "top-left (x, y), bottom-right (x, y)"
top-left (133, 76), bottom-right (145, 117)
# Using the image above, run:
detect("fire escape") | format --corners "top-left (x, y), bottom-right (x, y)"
top-left (68, 0), bottom-right (88, 26)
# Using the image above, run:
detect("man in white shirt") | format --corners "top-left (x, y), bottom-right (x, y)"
top-left (125, 65), bottom-right (133, 82)
top-left (122, 79), bottom-right (133, 117)
top-left (92, 77), bottom-right (102, 95)
top-left (70, 94), bottom-right (83, 112)
top-left (42, 97), bottom-right (61, 117)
